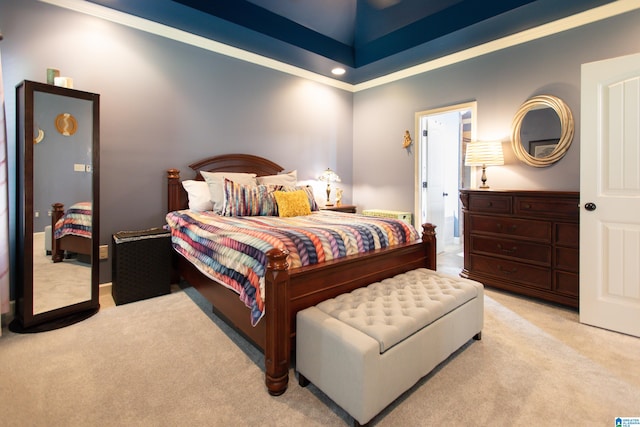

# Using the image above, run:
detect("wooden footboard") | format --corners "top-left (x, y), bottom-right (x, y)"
top-left (264, 224), bottom-right (436, 395)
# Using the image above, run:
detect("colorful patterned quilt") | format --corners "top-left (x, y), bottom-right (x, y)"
top-left (54, 202), bottom-right (92, 239)
top-left (165, 210), bottom-right (419, 325)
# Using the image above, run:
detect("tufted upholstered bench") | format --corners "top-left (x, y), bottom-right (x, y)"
top-left (296, 268), bottom-right (484, 426)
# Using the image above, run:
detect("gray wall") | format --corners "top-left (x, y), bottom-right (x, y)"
top-left (1, 0), bottom-right (353, 283)
top-left (353, 9), bottom-right (640, 212)
top-left (2, 0), bottom-right (640, 287)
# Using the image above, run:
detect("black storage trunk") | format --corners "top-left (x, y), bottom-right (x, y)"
top-left (112, 228), bottom-right (171, 305)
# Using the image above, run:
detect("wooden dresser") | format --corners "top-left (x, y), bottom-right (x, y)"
top-left (459, 189), bottom-right (579, 308)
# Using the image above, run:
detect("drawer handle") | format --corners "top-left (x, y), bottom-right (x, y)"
top-left (497, 243), bottom-right (517, 254)
top-left (487, 201), bottom-right (493, 207)
top-left (496, 223), bottom-right (518, 232)
top-left (497, 265), bottom-right (518, 274)
top-left (522, 203), bottom-right (531, 209)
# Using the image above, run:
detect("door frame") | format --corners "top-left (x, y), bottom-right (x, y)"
top-left (414, 101), bottom-right (477, 247)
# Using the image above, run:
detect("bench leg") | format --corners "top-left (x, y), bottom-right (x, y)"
top-left (299, 372), bottom-right (370, 427)
top-left (473, 331), bottom-right (482, 340)
top-left (298, 372), bottom-right (310, 387)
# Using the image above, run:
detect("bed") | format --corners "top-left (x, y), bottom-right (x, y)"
top-left (166, 153), bottom-right (437, 396)
top-left (51, 201), bottom-right (92, 263)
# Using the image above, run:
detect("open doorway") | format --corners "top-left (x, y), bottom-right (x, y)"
top-left (414, 102), bottom-right (476, 257)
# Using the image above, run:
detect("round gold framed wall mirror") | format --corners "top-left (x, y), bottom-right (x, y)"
top-left (510, 94), bottom-right (574, 167)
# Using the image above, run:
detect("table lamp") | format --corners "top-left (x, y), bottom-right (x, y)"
top-left (464, 140), bottom-right (504, 188)
top-left (318, 168), bottom-right (341, 206)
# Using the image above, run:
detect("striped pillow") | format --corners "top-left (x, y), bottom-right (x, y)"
top-left (222, 179), bottom-right (277, 216)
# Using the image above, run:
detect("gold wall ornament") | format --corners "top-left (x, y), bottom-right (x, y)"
top-left (34, 128), bottom-right (45, 144)
top-left (55, 112), bottom-right (78, 136)
top-left (403, 130), bottom-right (412, 148)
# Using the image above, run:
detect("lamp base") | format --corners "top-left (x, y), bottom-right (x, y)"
top-left (480, 165), bottom-right (489, 189)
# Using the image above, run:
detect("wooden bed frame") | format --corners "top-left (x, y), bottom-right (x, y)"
top-left (51, 202), bottom-right (92, 263)
top-left (166, 153), bottom-right (437, 396)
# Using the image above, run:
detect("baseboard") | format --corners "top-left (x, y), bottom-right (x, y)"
top-left (1, 300), bottom-right (15, 329)
top-left (99, 282), bottom-right (112, 295)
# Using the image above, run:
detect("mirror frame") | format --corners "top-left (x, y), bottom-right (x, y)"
top-left (510, 94), bottom-right (574, 167)
top-left (13, 80), bottom-right (100, 332)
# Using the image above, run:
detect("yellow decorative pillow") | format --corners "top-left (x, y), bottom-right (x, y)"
top-left (274, 190), bottom-right (311, 217)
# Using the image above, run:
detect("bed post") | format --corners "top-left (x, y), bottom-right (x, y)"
top-left (264, 248), bottom-right (290, 396)
top-left (422, 223), bottom-right (437, 271)
top-left (51, 202), bottom-right (65, 263)
top-left (167, 169), bottom-right (181, 212)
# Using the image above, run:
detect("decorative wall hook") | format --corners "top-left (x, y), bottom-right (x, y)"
top-left (402, 130), bottom-right (412, 149)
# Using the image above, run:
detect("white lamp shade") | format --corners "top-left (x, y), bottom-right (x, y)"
top-left (465, 140), bottom-right (505, 166)
top-left (318, 168), bottom-right (341, 183)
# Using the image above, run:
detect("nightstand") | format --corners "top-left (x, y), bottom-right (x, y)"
top-left (321, 204), bottom-right (357, 213)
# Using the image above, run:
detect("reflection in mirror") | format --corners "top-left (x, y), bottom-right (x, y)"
top-left (11, 80), bottom-right (99, 333)
top-left (33, 92), bottom-right (93, 315)
top-left (520, 107), bottom-right (560, 158)
top-left (511, 95), bottom-right (574, 167)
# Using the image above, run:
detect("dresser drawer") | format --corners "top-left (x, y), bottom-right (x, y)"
top-left (469, 254), bottom-right (551, 290)
top-left (555, 271), bottom-right (578, 296)
top-left (515, 196), bottom-right (579, 220)
top-left (470, 235), bottom-right (551, 265)
top-left (556, 222), bottom-right (578, 248)
top-left (468, 194), bottom-right (511, 214)
top-left (555, 247), bottom-right (578, 272)
top-left (469, 214), bottom-right (552, 242)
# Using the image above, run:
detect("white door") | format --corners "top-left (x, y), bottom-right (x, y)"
top-left (580, 52), bottom-right (640, 338)
top-left (415, 102), bottom-right (476, 254)
top-left (424, 116), bottom-right (445, 254)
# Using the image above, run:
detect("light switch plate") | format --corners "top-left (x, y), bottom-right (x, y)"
top-left (99, 245), bottom-right (108, 260)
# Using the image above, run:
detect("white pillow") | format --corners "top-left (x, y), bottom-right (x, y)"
top-left (256, 170), bottom-right (297, 187)
top-left (201, 171), bottom-right (258, 213)
top-left (182, 180), bottom-right (212, 211)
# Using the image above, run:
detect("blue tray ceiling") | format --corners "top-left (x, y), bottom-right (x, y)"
top-left (85, 0), bottom-right (617, 84)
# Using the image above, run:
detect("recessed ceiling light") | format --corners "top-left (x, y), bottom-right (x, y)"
top-left (331, 67), bottom-right (346, 76)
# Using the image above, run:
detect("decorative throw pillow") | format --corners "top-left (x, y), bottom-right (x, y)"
top-left (181, 180), bottom-right (213, 211)
top-left (222, 179), bottom-right (277, 216)
top-left (273, 190), bottom-right (312, 217)
top-left (273, 185), bottom-right (318, 211)
top-left (201, 171), bottom-right (258, 214)
top-left (297, 185), bottom-right (319, 211)
top-left (256, 170), bottom-right (297, 187)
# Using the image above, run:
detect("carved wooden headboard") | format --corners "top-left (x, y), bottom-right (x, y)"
top-left (167, 153), bottom-right (285, 212)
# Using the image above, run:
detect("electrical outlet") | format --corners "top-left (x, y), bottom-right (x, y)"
top-left (99, 245), bottom-right (108, 260)
top-left (35, 211), bottom-right (39, 218)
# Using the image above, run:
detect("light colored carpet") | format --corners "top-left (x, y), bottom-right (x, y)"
top-left (0, 285), bottom-right (638, 426)
top-left (32, 232), bottom-right (91, 314)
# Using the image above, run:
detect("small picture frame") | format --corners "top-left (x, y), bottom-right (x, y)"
top-left (529, 139), bottom-right (558, 158)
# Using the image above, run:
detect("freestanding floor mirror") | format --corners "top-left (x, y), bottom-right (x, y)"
top-left (11, 80), bottom-right (100, 332)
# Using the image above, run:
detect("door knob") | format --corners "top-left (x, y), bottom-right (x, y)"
top-left (443, 192), bottom-right (449, 197)
top-left (585, 202), bottom-right (597, 211)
